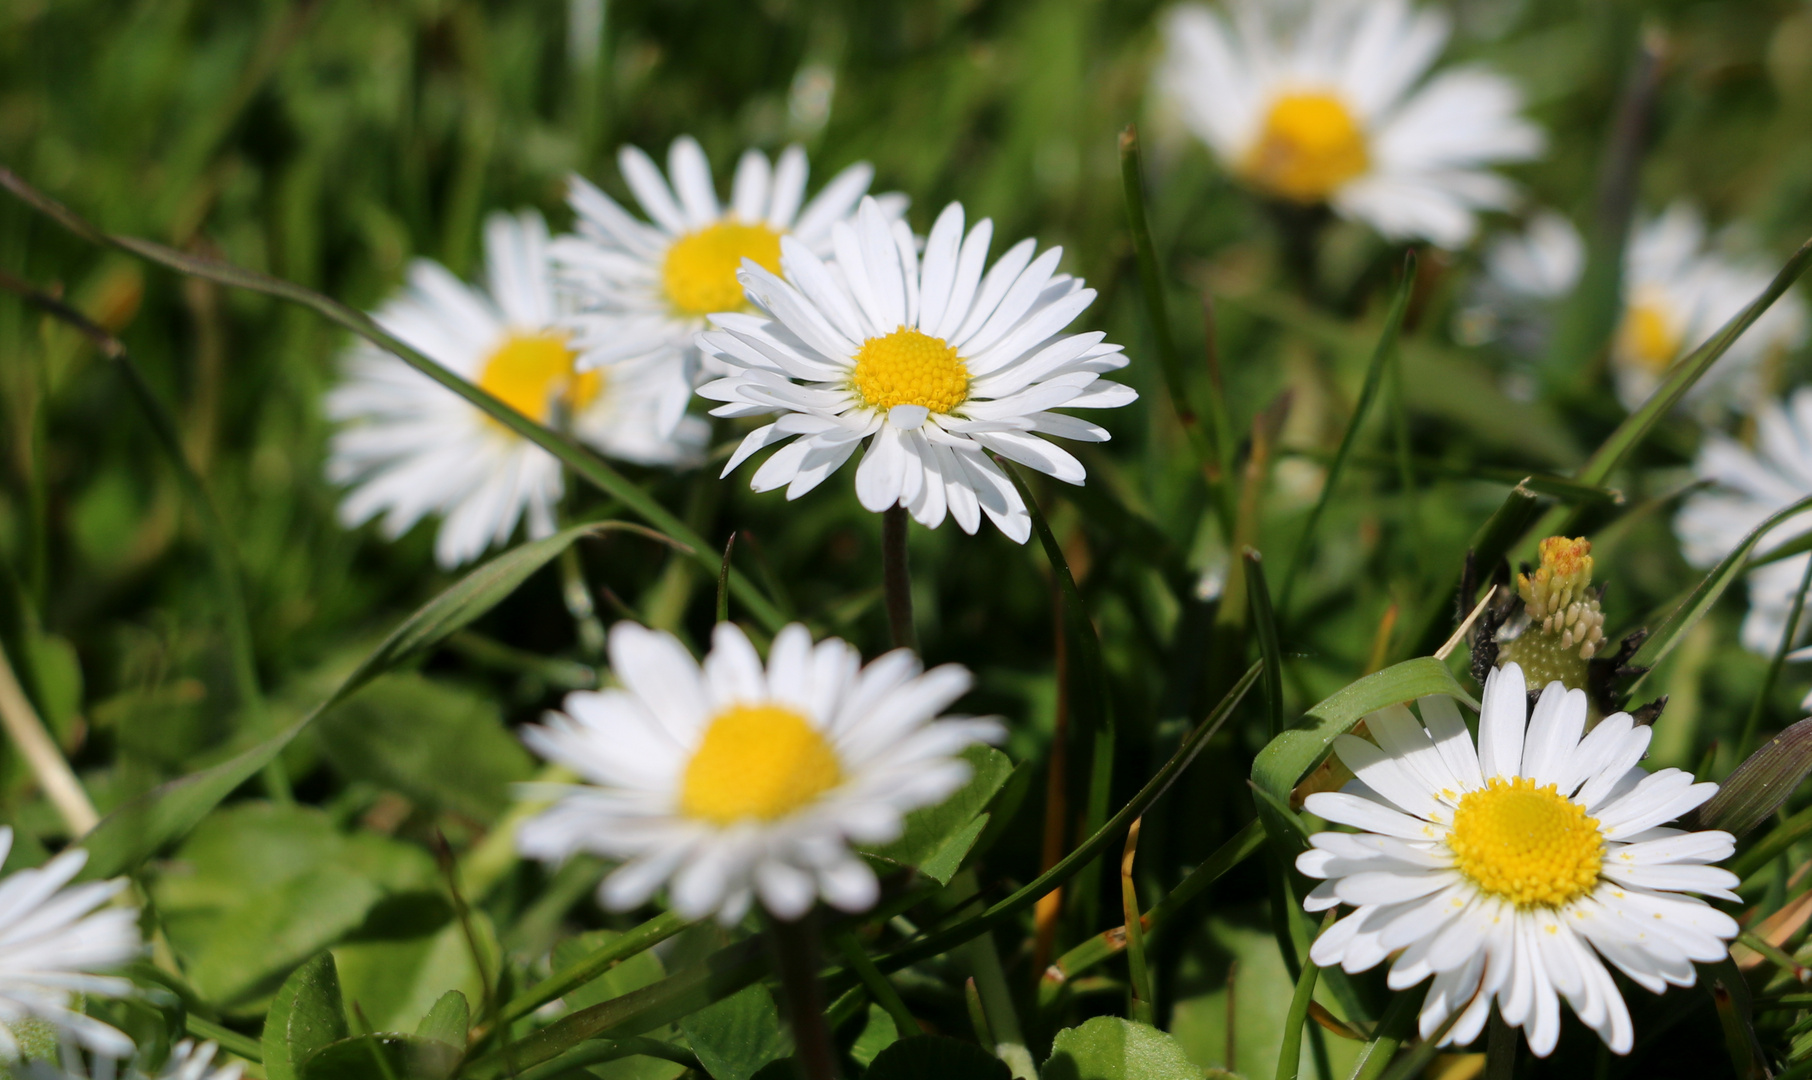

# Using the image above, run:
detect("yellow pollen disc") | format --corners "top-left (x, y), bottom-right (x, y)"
top-left (679, 704), bottom-right (843, 825)
top-left (662, 220), bottom-right (784, 316)
top-left (1241, 91), bottom-right (1370, 203)
top-left (851, 327), bottom-right (971, 415)
top-left (1448, 777), bottom-right (1603, 908)
top-left (476, 332), bottom-right (600, 425)
top-left (1616, 300), bottom-right (1683, 373)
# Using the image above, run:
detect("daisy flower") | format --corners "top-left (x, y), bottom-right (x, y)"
top-left (1157, 0), bottom-right (1543, 248)
top-left (1675, 386), bottom-right (1812, 654)
top-left (0, 827), bottom-right (142, 1059)
top-left (517, 621), bottom-right (1003, 924)
top-left (1299, 663), bottom-right (1739, 1056)
top-left (1608, 203), bottom-right (1807, 413)
top-left (326, 210), bottom-right (706, 568)
top-left (552, 135), bottom-right (905, 388)
top-left (697, 197), bottom-right (1136, 544)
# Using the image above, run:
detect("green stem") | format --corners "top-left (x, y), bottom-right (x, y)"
top-left (882, 505), bottom-right (917, 652)
top-left (832, 930), bottom-right (915, 1037)
top-left (1347, 985), bottom-right (1426, 1080)
top-left (559, 545), bottom-right (607, 662)
top-left (1274, 922), bottom-right (1325, 1080)
top-left (1485, 1008), bottom-right (1515, 1080)
top-left (185, 1015), bottom-right (265, 1064)
top-left (495, 911), bottom-right (689, 1027)
top-left (0, 168), bottom-right (789, 632)
top-left (769, 914), bottom-right (840, 1080)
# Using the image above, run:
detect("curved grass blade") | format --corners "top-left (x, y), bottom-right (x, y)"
top-left (0, 167), bottom-right (788, 633)
top-left (1280, 253), bottom-right (1416, 613)
top-left (1628, 493), bottom-right (1812, 679)
top-left (1245, 549), bottom-right (1283, 737)
top-left (0, 268), bottom-right (287, 800)
top-left (75, 522), bottom-right (673, 880)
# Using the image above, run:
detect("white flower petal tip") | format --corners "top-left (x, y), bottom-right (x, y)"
top-left (1676, 382), bottom-right (1812, 655)
top-left (515, 621), bottom-right (1000, 924)
top-left (325, 209), bottom-right (707, 568)
top-left (1156, 0), bottom-right (1542, 248)
top-left (0, 829), bottom-right (142, 1056)
top-left (888, 404), bottom-right (930, 430)
top-left (1299, 678), bottom-right (1737, 1057)
top-left (553, 138), bottom-right (902, 388)
top-left (703, 197), bottom-right (1132, 540)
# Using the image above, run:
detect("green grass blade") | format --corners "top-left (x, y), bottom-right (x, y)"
top-left (1628, 492), bottom-right (1812, 679)
top-left (0, 166), bottom-right (789, 633)
top-left (1280, 253), bottom-right (1416, 613)
top-left (1245, 549), bottom-right (1284, 738)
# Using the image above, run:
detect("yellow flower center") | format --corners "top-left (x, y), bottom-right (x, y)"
top-left (1615, 300), bottom-right (1682, 373)
top-left (662, 220), bottom-right (785, 317)
top-left (850, 327), bottom-right (971, 415)
top-left (476, 332), bottom-right (601, 425)
top-left (679, 704), bottom-right (843, 825)
top-left (1448, 777), bottom-right (1603, 908)
top-left (1241, 91), bottom-right (1371, 203)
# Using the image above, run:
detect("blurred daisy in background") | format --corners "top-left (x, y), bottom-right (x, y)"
top-left (1454, 209), bottom-right (1585, 365)
top-left (0, 828), bottom-right (141, 1059)
top-left (22, 1041), bottom-right (244, 1080)
top-left (1300, 664), bottom-right (1737, 1056)
top-left (1608, 203), bottom-right (1806, 413)
top-left (517, 621), bottom-right (1002, 924)
top-left (553, 136), bottom-right (906, 395)
top-left (1157, 0), bottom-right (1543, 248)
top-left (1676, 385), bottom-right (1812, 655)
top-left (326, 210), bottom-right (706, 568)
top-left (700, 198), bottom-right (1135, 544)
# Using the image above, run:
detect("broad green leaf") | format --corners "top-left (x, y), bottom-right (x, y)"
top-left (298, 1033), bottom-right (458, 1080)
top-left (317, 674), bottom-right (534, 823)
top-left (263, 954), bottom-right (349, 1080)
top-left (1630, 494), bottom-right (1812, 678)
top-left (862, 745), bottom-right (1016, 884)
top-left (77, 522), bottom-right (628, 881)
top-left (677, 983), bottom-right (789, 1080)
top-left (847, 1004), bottom-right (899, 1069)
top-left (1251, 657), bottom-right (1475, 802)
top-left (155, 804), bottom-right (436, 1009)
top-left (413, 991), bottom-right (468, 1050)
top-left (332, 895), bottom-right (500, 1034)
top-left (1042, 1017), bottom-right (1199, 1080)
top-left (867, 1036), bottom-right (1009, 1080)
top-left (1691, 717), bottom-right (1812, 837)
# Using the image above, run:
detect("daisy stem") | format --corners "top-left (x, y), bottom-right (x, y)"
top-left (767, 912), bottom-right (841, 1080)
top-left (1738, 552), bottom-right (1812, 760)
top-left (1485, 1008), bottom-right (1515, 1080)
top-left (0, 638), bottom-right (98, 836)
top-left (882, 505), bottom-right (917, 651)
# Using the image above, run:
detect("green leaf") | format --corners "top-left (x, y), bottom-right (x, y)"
top-left (298, 1033), bottom-right (459, 1080)
top-left (867, 1035), bottom-right (1009, 1080)
top-left (1629, 494), bottom-right (1812, 679)
top-left (847, 1004), bottom-right (900, 1070)
top-left (413, 991), bottom-right (468, 1051)
top-left (1251, 657), bottom-right (1476, 803)
top-left (263, 954), bottom-right (350, 1080)
top-left (552, 929), bottom-right (671, 1011)
top-left (332, 895), bottom-right (500, 1034)
top-left (677, 983), bottom-right (789, 1080)
top-left (1043, 1017), bottom-right (1199, 1080)
top-left (1690, 717), bottom-right (1812, 837)
top-left (317, 673), bottom-right (534, 823)
top-left (77, 522), bottom-right (628, 881)
top-left (862, 745), bottom-right (1015, 884)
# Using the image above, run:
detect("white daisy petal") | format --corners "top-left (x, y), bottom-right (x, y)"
top-left (1477, 662), bottom-right (1527, 780)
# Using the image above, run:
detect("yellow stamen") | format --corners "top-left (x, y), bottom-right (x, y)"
top-left (1448, 777), bottom-right (1603, 908)
top-left (1615, 299), bottom-right (1683, 374)
top-left (850, 327), bottom-right (970, 415)
top-left (679, 704), bottom-right (843, 825)
top-left (662, 220), bottom-right (784, 317)
top-left (476, 332), bottom-right (601, 425)
top-left (1241, 91), bottom-right (1370, 203)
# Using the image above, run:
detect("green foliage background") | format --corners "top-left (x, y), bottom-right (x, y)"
top-left (6, 0), bottom-right (1812, 1077)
